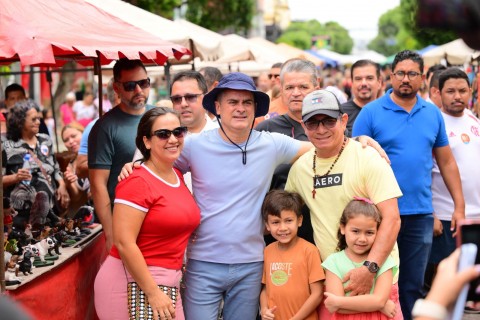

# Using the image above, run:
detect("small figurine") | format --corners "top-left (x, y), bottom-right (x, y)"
top-left (25, 243), bottom-right (40, 262)
top-left (24, 224), bottom-right (33, 240)
top-left (4, 238), bottom-right (19, 255)
top-left (3, 197), bottom-right (17, 234)
top-left (5, 254), bottom-right (21, 286)
top-left (74, 205), bottom-right (95, 226)
top-left (33, 238), bottom-right (54, 262)
top-left (74, 217), bottom-right (91, 236)
top-left (18, 250), bottom-right (34, 275)
top-left (47, 236), bottom-right (61, 256)
top-left (8, 227), bottom-right (29, 256)
top-left (39, 225), bottom-right (52, 240)
top-left (64, 218), bottom-right (75, 234)
top-left (64, 219), bottom-right (82, 241)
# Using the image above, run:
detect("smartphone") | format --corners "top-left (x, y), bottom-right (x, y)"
top-left (456, 219), bottom-right (480, 301)
top-left (448, 243), bottom-right (477, 320)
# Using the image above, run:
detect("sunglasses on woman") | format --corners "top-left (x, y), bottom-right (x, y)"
top-left (151, 126), bottom-right (188, 140)
top-left (118, 78), bottom-right (151, 91)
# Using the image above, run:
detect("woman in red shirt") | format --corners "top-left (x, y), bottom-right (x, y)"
top-left (94, 107), bottom-right (200, 320)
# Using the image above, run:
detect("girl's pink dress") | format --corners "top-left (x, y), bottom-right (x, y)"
top-left (331, 283), bottom-right (403, 320)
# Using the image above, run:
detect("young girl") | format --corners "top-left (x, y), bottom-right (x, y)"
top-left (322, 197), bottom-right (402, 320)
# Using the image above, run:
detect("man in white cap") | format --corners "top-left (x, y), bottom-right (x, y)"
top-left (120, 74), bottom-right (385, 319)
top-left (285, 89), bottom-right (403, 318)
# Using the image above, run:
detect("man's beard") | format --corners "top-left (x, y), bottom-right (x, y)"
top-left (124, 95), bottom-right (146, 110)
top-left (395, 86), bottom-right (416, 98)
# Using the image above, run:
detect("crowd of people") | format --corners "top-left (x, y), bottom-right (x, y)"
top-left (2, 50), bottom-right (480, 320)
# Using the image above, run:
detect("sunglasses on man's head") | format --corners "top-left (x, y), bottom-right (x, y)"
top-left (118, 78), bottom-right (151, 91)
top-left (151, 126), bottom-right (188, 140)
top-left (170, 93), bottom-right (203, 105)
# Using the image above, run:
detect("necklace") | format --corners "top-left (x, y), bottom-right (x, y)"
top-left (312, 136), bottom-right (347, 199)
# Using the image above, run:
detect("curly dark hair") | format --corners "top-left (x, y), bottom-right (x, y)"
top-left (135, 107), bottom-right (181, 161)
top-left (7, 99), bottom-right (41, 141)
top-left (392, 50), bottom-right (424, 73)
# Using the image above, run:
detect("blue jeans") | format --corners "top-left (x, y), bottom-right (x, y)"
top-left (429, 220), bottom-right (456, 264)
top-left (397, 214), bottom-right (433, 320)
top-left (184, 259), bottom-right (263, 320)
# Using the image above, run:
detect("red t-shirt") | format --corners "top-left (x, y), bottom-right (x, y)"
top-left (110, 165), bottom-right (200, 269)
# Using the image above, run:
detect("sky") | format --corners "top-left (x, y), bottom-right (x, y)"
top-left (288, 0), bottom-right (401, 50)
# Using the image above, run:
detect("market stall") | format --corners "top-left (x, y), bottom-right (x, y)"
top-left (6, 225), bottom-right (106, 320)
top-left (0, 1), bottom-right (189, 318)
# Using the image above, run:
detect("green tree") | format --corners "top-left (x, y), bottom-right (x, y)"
top-left (276, 30), bottom-right (312, 49)
top-left (285, 20), bottom-right (324, 36)
top-left (368, 6), bottom-right (423, 56)
top-left (324, 22), bottom-right (354, 54)
top-left (185, 0), bottom-right (255, 35)
top-left (126, 0), bottom-right (255, 35)
top-left (277, 20), bottom-right (354, 54)
top-left (368, 0), bottom-right (457, 56)
top-left (368, 7), bottom-right (407, 56)
top-left (400, 0), bottom-right (456, 48)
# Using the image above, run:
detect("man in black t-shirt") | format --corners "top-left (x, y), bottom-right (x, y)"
top-left (341, 60), bottom-right (381, 136)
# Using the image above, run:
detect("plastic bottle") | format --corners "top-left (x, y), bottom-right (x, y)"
top-left (21, 154), bottom-right (32, 185)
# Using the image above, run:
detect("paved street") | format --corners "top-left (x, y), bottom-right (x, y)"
top-left (463, 312), bottom-right (480, 319)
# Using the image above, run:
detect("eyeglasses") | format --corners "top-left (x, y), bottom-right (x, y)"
top-left (170, 93), bottom-right (203, 105)
top-left (304, 117), bottom-right (339, 130)
top-left (268, 74), bottom-right (279, 80)
top-left (151, 126), bottom-right (188, 140)
top-left (392, 71), bottom-right (422, 81)
top-left (117, 78), bottom-right (151, 91)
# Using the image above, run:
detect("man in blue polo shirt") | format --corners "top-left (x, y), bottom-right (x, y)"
top-left (352, 50), bottom-right (465, 320)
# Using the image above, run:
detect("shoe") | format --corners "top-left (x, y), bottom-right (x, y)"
top-left (464, 306), bottom-right (480, 314)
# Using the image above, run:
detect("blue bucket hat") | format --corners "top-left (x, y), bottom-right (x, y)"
top-left (203, 72), bottom-right (270, 118)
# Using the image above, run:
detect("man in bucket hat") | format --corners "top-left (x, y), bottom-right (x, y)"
top-left (120, 74), bottom-right (390, 319)
top-left (174, 72), bottom-right (312, 320)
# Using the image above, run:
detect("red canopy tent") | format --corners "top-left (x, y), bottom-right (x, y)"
top-left (0, 0), bottom-right (190, 67)
top-left (0, 0), bottom-right (192, 126)
top-left (0, 0), bottom-right (190, 297)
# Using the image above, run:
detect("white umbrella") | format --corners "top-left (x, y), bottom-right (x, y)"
top-left (422, 39), bottom-right (475, 65)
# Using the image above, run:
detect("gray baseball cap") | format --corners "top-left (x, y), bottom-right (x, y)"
top-left (302, 89), bottom-right (343, 122)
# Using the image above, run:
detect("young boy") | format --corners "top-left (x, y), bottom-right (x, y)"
top-left (260, 190), bottom-right (325, 320)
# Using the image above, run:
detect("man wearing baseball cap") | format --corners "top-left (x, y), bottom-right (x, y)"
top-left (285, 89), bottom-right (403, 318)
top-left (174, 72), bottom-right (312, 320)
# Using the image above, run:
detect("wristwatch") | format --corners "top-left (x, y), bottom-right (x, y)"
top-left (412, 299), bottom-right (447, 320)
top-left (363, 261), bottom-right (380, 273)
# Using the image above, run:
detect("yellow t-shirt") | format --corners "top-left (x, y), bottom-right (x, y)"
top-left (286, 140), bottom-right (402, 275)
